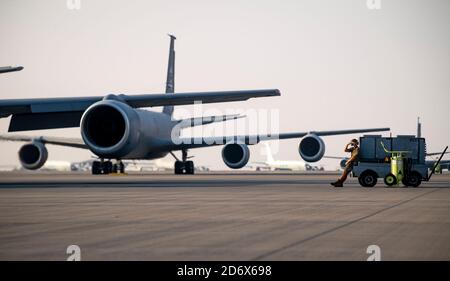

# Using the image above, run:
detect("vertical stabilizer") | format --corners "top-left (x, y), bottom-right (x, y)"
top-left (417, 117), bottom-right (422, 138)
top-left (162, 34), bottom-right (176, 116)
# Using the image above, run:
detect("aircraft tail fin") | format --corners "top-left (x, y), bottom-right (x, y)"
top-left (162, 34), bottom-right (176, 116)
top-left (417, 117), bottom-right (421, 138)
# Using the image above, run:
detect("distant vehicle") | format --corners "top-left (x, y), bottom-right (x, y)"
top-left (69, 159), bottom-right (173, 172)
top-left (249, 143), bottom-right (311, 171)
top-left (40, 160), bottom-right (72, 172)
top-left (0, 165), bottom-right (18, 172)
top-left (125, 159), bottom-right (174, 172)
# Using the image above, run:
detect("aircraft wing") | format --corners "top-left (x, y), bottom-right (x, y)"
top-left (168, 127), bottom-right (390, 150)
top-left (0, 89), bottom-right (279, 119)
top-left (323, 156), bottom-right (345, 160)
top-left (0, 126), bottom-right (390, 154)
top-left (427, 151), bottom-right (450, 157)
top-left (0, 89), bottom-right (280, 131)
top-left (426, 160), bottom-right (450, 166)
top-left (0, 134), bottom-right (87, 149)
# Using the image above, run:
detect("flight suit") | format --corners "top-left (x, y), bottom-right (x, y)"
top-left (331, 143), bottom-right (359, 187)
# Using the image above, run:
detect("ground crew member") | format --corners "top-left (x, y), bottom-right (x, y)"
top-left (331, 139), bottom-right (360, 187)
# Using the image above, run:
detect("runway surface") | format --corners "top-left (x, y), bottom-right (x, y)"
top-left (1, 171), bottom-right (450, 260)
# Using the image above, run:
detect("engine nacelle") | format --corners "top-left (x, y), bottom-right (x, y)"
top-left (222, 143), bottom-right (250, 169)
top-left (340, 158), bottom-right (348, 169)
top-left (18, 142), bottom-right (48, 170)
top-left (80, 99), bottom-right (141, 159)
top-left (298, 134), bottom-right (325, 162)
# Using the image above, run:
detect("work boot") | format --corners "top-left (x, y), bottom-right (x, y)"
top-left (331, 180), bottom-right (343, 187)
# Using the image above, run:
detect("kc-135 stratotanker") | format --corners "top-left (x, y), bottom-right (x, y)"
top-left (0, 35), bottom-right (389, 174)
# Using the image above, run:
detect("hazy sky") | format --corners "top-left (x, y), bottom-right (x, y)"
top-left (0, 0), bottom-right (449, 170)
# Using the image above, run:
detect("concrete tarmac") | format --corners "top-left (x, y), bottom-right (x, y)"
top-left (0, 171), bottom-right (450, 260)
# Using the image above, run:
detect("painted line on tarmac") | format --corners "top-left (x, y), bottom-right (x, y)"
top-left (251, 188), bottom-right (440, 260)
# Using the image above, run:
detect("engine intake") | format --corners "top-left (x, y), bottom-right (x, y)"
top-left (222, 143), bottom-right (250, 169)
top-left (18, 142), bottom-right (48, 170)
top-left (80, 100), bottom-right (140, 158)
top-left (298, 134), bottom-right (325, 162)
top-left (84, 105), bottom-right (126, 147)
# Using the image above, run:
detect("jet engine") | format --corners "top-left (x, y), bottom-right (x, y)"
top-left (18, 141), bottom-right (48, 170)
top-left (298, 134), bottom-right (325, 162)
top-left (222, 143), bottom-right (250, 169)
top-left (80, 99), bottom-right (141, 159)
top-left (340, 158), bottom-right (347, 169)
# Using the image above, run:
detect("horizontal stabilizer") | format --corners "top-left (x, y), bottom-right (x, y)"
top-left (176, 114), bottom-right (245, 128)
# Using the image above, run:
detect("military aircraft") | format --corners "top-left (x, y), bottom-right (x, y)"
top-left (0, 66), bottom-right (23, 74)
top-left (0, 35), bottom-right (389, 174)
top-left (249, 143), bottom-right (311, 171)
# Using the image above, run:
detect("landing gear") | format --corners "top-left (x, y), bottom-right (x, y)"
top-left (174, 150), bottom-right (195, 174)
top-left (174, 161), bottom-right (194, 174)
top-left (92, 159), bottom-right (125, 175)
top-left (112, 161), bottom-right (125, 174)
top-left (92, 160), bottom-right (112, 175)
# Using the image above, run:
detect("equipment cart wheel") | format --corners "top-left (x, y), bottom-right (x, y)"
top-left (384, 173), bottom-right (397, 186)
top-left (358, 170), bottom-right (378, 187)
top-left (403, 171), bottom-right (422, 187)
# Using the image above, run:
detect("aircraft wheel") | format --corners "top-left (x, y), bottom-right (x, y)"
top-left (92, 161), bottom-right (101, 175)
top-left (92, 161), bottom-right (111, 175)
top-left (174, 161), bottom-right (183, 174)
top-left (384, 173), bottom-right (397, 186)
top-left (186, 161), bottom-right (194, 174)
top-left (104, 161), bottom-right (112, 174)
